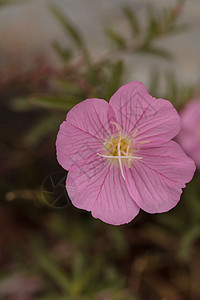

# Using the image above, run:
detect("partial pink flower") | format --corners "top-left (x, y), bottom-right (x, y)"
top-left (56, 81), bottom-right (196, 225)
top-left (177, 99), bottom-right (200, 169)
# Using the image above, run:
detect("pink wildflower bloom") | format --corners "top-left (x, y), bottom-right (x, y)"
top-left (56, 81), bottom-right (196, 225)
top-left (177, 99), bottom-right (200, 169)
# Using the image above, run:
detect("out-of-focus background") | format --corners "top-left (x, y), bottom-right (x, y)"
top-left (1, 0), bottom-right (200, 299)
top-left (1, 0), bottom-right (200, 83)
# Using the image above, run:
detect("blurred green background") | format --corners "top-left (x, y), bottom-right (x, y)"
top-left (0, 1), bottom-right (200, 299)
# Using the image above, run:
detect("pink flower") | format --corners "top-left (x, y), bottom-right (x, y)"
top-left (177, 99), bottom-right (200, 169)
top-left (56, 81), bottom-right (196, 225)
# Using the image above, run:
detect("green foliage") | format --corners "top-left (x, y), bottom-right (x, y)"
top-left (148, 69), bottom-right (195, 106)
top-left (0, 0), bottom-right (23, 6)
top-left (122, 5), bottom-right (140, 37)
top-left (12, 0), bottom-right (192, 125)
top-left (16, 219), bottom-right (135, 300)
top-left (49, 4), bottom-right (85, 50)
top-left (106, 27), bottom-right (127, 49)
top-left (23, 115), bottom-right (59, 147)
top-left (164, 72), bottom-right (195, 107)
top-left (106, 1), bottom-right (188, 59)
top-left (10, 0), bottom-right (194, 121)
top-left (49, 4), bottom-right (93, 81)
top-left (52, 42), bottom-right (72, 62)
top-left (13, 95), bottom-right (79, 110)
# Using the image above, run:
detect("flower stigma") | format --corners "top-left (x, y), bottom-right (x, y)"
top-left (97, 122), bottom-right (147, 181)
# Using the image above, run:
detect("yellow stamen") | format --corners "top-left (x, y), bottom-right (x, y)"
top-left (110, 121), bottom-right (121, 136)
top-left (132, 128), bottom-right (138, 138)
top-left (137, 140), bottom-right (150, 151)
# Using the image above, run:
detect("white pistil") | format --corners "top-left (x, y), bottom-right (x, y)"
top-left (117, 137), bottom-right (126, 180)
top-left (97, 153), bottom-right (143, 160)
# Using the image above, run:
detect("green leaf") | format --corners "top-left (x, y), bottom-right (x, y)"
top-left (24, 115), bottom-right (59, 147)
top-left (139, 46), bottom-right (173, 60)
top-left (165, 72), bottom-right (195, 107)
top-left (30, 95), bottom-right (80, 110)
top-left (156, 213), bottom-right (185, 233)
top-left (36, 253), bottom-right (71, 295)
top-left (11, 97), bottom-right (34, 111)
top-left (165, 71), bottom-right (178, 99)
top-left (12, 95), bottom-right (79, 111)
top-left (148, 68), bottom-right (160, 97)
top-left (106, 28), bottom-right (126, 49)
top-left (105, 60), bottom-right (124, 99)
top-left (143, 2), bottom-right (187, 45)
top-left (55, 80), bottom-right (84, 97)
top-left (70, 255), bottom-right (104, 296)
top-left (179, 226), bottom-right (200, 260)
top-left (146, 5), bottom-right (160, 38)
top-left (0, 0), bottom-right (25, 6)
top-left (52, 41), bottom-right (72, 61)
top-left (50, 4), bottom-right (93, 79)
top-left (122, 5), bottom-right (140, 37)
top-left (50, 4), bottom-right (84, 49)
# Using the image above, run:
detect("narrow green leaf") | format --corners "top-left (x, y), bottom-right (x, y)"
top-left (52, 41), bottom-right (72, 61)
top-left (55, 80), bottom-right (83, 97)
top-left (11, 97), bottom-right (34, 111)
top-left (50, 4), bottom-right (84, 49)
top-left (105, 60), bottom-right (124, 99)
top-left (0, 0), bottom-right (25, 6)
top-left (106, 28), bottom-right (126, 49)
top-left (36, 252), bottom-right (71, 295)
top-left (122, 5), bottom-right (140, 37)
top-left (139, 46), bottom-right (173, 60)
top-left (72, 252), bottom-right (85, 281)
top-left (165, 72), bottom-right (178, 99)
top-left (179, 226), bottom-right (200, 260)
top-left (71, 256), bottom-right (103, 295)
top-left (11, 95), bottom-right (80, 111)
top-left (146, 5), bottom-right (159, 37)
top-left (148, 68), bottom-right (160, 97)
top-left (24, 115), bottom-right (59, 147)
top-left (30, 95), bottom-right (80, 110)
top-left (50, 4), bottom-right (93, 80)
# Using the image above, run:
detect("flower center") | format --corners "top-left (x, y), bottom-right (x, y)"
top-left (105, 136), bottom-right (132, 157)
top-left (97, 122), bottom-right (148, 181)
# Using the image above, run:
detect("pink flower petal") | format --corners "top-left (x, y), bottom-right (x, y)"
top-left (66, 155), bottom-right (140, 225)
top-left (109, 81), bottom-right (181, 146)
top-left (124, 141), bottom-right (196, 213)
top-left (177, 100), bottom-right (200, 168)
top-left (66, 98), bottom-right (116, 140)
top-left (180, 100), bottom-right (200, 129)
top-left (56, 99), bottom-right (116, 170)
top-left (56, 122), bottom-right (102, 170)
